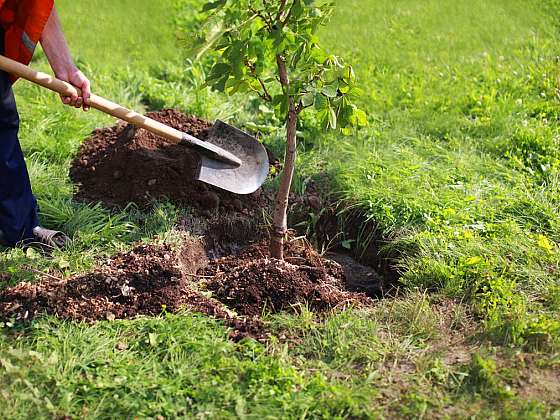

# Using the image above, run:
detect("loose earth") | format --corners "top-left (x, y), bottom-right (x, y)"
top-left (0, 238), bottom-right (371, 340)
top-left (0, 108), bottom-right (381, 340)
top-left (70, 109), bottom-right (270, 212)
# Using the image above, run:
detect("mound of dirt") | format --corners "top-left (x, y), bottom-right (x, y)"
top-left (70, 109), bottom-right (270, 212)
top-left (202, 239), bottom-right (372, 317)
top-left (0, 241), bottom-right (264, 341)
top-left (0, 238), bottom-right (371, 339)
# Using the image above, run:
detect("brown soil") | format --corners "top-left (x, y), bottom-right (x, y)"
top-left (70, 109), bottom-right (270, 212)
top-left (0, 237), bottom-right (371, 340)
top-left (3, 108), bottom-right (381, 339)
top-left (202, 239), bottom-right (372, 317)
top-left (0, 241), bottom-right (263, 341)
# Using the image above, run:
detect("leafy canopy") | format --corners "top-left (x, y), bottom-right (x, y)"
top-left (194, 0), bottom-right (367, 133)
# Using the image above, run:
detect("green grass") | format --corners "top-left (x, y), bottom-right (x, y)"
top-left (1, 0), bottom-right (560, 417)
top-left (307, 0), bottom-right (560, 349)
top-left (57, 0), bottom-right (178, 70)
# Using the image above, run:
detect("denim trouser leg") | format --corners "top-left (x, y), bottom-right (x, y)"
top-left (0, 69), bottom-right (39, 246)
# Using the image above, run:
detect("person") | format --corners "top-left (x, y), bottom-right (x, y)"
top-left (0, 2), bottom-right (90, 248)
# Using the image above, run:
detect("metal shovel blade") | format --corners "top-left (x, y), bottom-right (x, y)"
top-left (195, 120), bottom-right (269, 194)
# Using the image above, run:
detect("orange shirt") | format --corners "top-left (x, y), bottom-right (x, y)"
top-left (0, 0), bottom-right (53, 81)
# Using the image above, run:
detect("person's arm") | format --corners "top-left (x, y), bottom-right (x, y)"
top-left (40, 6), bottom-right (90, 111)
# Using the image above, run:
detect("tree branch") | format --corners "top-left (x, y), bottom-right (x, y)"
top-left (271, 53), bottom-right (299, 259)
top-left (296, 102), bottom-right (312, 114)
top-left (276, 55), bottom-right (289, 87)
top-left (277, 0), bottom-right (288, 21)
top-left (261, 0), bottom-right (276, 23)
top-left (281, 0), bottom-right (296, 26)
top-left (256, 76), bottom-right (273, 101)
top-left (246, 61), bottom-right (273, 101)
top-left (249, 5), bottom-right (273, 30)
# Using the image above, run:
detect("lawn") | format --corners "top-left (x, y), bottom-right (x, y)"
top-left (0, 0), bottom-right (559, 418)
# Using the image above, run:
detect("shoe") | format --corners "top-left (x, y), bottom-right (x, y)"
top-left (31, 226), bottom-right (70, 250)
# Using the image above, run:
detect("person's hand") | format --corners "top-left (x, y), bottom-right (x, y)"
top-left (55, 67), bottom-right (91, 111)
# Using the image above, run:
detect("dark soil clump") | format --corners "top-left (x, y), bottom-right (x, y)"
top-left (202, 239), bottom-right (372, 317)
top-left (70, 109), bottom-right (269, 212)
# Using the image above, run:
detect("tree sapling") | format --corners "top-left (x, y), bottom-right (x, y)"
top-left (193, 0), bottom-right (366, 259)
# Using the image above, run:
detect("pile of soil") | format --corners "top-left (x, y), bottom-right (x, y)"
top-left (202, 239), bottom-right (372, 317)
top-left (70, 109), bottom-right (270, 212)
top-left (0, 241), bottom-right (263, 340)
top-left (0, 238), bottom-right (371, 340)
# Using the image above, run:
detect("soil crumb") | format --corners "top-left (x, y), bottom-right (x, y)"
top-left (70, 109), bottom-right (269, 212)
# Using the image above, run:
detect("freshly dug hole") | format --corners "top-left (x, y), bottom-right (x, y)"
top-left (70, 108), bottom-right (270, 212)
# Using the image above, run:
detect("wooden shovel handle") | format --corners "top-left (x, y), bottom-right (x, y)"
top-left (0, 54), bottom-right (185, 145)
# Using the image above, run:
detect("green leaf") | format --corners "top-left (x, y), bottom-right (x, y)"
top-left (202, 0), bottom-right (227, 12)
top-left (310, 7), bottom-right (323, 17)
top-left (231, 80), bottom-right (250, 94)
top-left (225, 77), bottom-right (239, 89)
top-left (207, 63), bottom-right (231, 82)
top-left (272, 94), bottom-right (286, 107)
top-left (301, 92), bottom-right (315, 107)
top-left (338, 81), bottom-right (350, 94)
top-left (344, 65), bottom-right (356, 82)
top-left (353, 108), bottom-right (368, 126)
top-left (321, 82), bottom-right (338, 98)
top-left (213, 74), bottom-right (229, 92)
top-left (328, 106), bottom-right (337, 129)
top-left (314, 93), bottom-right (328, 111)
top-left (291, 0), bottom-right (304, 19)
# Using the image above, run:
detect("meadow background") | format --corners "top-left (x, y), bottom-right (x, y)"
top-left (0, 0), bottom-right (559, 417)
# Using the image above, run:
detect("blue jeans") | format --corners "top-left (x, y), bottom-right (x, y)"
top-left (0, 40), bottom-right (39, 246)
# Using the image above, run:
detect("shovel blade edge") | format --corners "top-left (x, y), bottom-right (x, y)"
top-left (196, 120), bottom-right (269, 194)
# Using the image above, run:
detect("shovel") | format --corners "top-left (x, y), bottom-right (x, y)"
top-left (0, 55), bottom-right (269, 194)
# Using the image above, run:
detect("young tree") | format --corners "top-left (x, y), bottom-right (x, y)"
top-left (194, 0), bottom-right (366, 259)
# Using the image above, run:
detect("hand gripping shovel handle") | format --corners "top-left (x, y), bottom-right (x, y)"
top-left (0, 55), bottom-right (241, 166)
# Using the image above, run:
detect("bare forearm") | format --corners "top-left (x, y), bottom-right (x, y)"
top-left (39, 6), bottom-right (91, 110)
top-left (40, 7), bottom-right (75, 76)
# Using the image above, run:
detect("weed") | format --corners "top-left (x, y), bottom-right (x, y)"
top-left (464, 353), bottom-right (514, 401)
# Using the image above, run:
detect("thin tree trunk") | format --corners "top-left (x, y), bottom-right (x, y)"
top-left (270, 55), bottom-right (298, 260)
